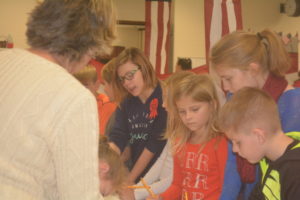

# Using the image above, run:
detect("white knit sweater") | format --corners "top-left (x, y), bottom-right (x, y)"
top-left (0, 49), bottom-right (103, 200)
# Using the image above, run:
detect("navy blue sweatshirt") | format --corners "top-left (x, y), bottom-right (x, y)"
top-left (109, 84), bottom-right (167, 182)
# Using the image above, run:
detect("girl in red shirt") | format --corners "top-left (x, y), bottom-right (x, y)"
top-left (148, 74), bottom-right (236, 200)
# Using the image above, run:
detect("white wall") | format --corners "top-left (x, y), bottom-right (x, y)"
top-left (113, 0), bottom-right (144, 21)
top-left (1, 0), bottom-right (300, 72)
top-left (0, 0), bottom-right (36, 48)
top-left (242, 0), bottom-right (300, 83)
top-left (114, 25), bottom-right (144, 49)
top-left (173, 0), bottom-right (205, 69)
top-left (242, 0), bottom-right (300, 34)
top-left (114, 0), bottom-right (206, 70)
top-left (0, 0), bottom-right (145, 49)
top-left (112, 0), bottom-right (145, 49)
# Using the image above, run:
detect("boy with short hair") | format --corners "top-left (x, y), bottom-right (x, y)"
top-left (74, 65), bottom-right (99, 97)
top-left (74, 65), bottom-right (116, 135)
top-left (100, 59), bottom-right (118, 135)
top-left (218, 87), bottom-right (300, 200)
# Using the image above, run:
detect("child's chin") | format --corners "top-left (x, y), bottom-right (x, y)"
top-left (247, 159), bottom-right (259, 164)
top-left (239, 155), bottom-right (257, 164)
top-left (129, 90), bottom-right (139, 97)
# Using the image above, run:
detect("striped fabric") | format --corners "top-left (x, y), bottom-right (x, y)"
top-left (204, 0), bottom-right (243, 66)
top-left (145, 0), bottom-right (171, 75)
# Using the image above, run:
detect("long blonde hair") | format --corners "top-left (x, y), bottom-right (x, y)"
top-left (163, 71), bottom-right (195, 137)
top-left (98, 136), bottom-right (128, 191)
top-left (166, 74), bottom-right (221, 153)
top-left (210, 29), bottom-right (290, 77)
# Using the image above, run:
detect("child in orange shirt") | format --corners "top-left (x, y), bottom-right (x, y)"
top-left (100, 59), bottom-right (117, 135)
top-left (74, 65), bottom-right (116, 135)
top-left (148, 74), bottom-right (241, 200)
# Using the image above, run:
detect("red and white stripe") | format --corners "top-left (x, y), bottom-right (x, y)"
top-left (205, 0), bottom-right (242, 62)
top-left (145, 0), bottom-right (171, 75)
top-left (203, 0), bottom-right (242, 100)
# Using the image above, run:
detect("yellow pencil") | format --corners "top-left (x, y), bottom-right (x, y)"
top-left (127, 185), bottom-right (146, 189)
top-left (141, 178), bottom-right (157, 198)
top-left (184, 191), bottom-right (188, 200)
top-left (127, 179), bottom-right (157, 198)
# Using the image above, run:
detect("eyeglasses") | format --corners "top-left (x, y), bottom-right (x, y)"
top-left (118, 66), bottom-right (141, 83)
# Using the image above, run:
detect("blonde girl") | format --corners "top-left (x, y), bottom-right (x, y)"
top-left (210, 29), bottom-right (300, 199)
top-left (148, 74), bottom-right (241, 200)
top-left (210, 29), bottom-right (300, 133)
top-left (99, 135), bottom-right (128, 200)
top-left (133, 71), bottom-right (195, 200)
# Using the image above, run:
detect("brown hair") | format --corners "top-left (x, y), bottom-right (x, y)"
top-left (101, 58), bottom-right (115, 84)
top-left (210, 29), bottom-right (290, 77)
top-left (112, 47), bottom-right (158, 104)
top-left (166, 74), bottom-right (221, 153)
top-left (218, 87), bottom-right (282, 135)
top-left (176, 58), bottom-right (192, 71)
top-left (73, 65), bottom-right (97, 85)
top-left (27, 0), bottom-right (116, 62)
top-left (98, 135), bottom-right (128, 191)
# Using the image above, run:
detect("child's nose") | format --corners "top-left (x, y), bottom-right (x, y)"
top-left (185, 111), bottom-right (193, 120)
top-left (222, 81), bottom-right (230, 92)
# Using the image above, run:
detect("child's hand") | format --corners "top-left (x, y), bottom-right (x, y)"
top-left (118, 187), bottom-right (135, 200)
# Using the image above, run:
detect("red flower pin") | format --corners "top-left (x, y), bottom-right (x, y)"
top-left (149, 98), bottom-right (158, 119)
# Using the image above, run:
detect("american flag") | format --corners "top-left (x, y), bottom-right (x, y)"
top-left (204, 0), bottom-right (243, 66)
top-left (144, 0), bottom-right (171, 75)
top-left (144, 0), bottom-right (242, 76)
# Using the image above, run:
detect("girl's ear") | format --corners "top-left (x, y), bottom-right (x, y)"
top-left (210, 100), bottom-right (218, 111)
top-left (99, 161), bottom-right (110, 174)
top-left (248, 63), bottom-right (260, 75)
top-left (252, 128), bottom-right (266, 144)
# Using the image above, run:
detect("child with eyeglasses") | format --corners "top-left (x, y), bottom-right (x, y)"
top-left (108, 48), bottom-right (167, 190)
